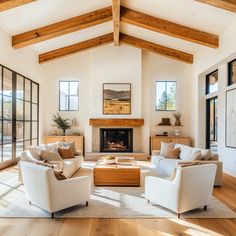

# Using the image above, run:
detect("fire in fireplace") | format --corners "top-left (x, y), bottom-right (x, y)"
top-left (100, 128), bottom-right (133, 152)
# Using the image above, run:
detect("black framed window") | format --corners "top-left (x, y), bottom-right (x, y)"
top-left (155, 81), bottom-right (177, 111)
top-left (0, 64), bottom-right (39, 162)
top-left (206, 70), bottom-right (218, 94)
top-left (59, 81), bottom-right (79, 111)
top-left (206, 96), bottom-right (218, 152)
top-left (228, 59), bottom-right (236, 86)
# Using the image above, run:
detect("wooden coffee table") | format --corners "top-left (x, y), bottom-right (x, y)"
top-left (94, 163), bottom-right (140, 186)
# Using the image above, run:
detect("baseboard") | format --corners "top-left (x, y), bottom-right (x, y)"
top-left (0, 158), bottom-right (20, 171)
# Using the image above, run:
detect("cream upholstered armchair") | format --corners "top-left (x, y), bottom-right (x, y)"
top-left (145, 164), bottom-right (217, 217)
top-left (20, 162), bottom-right (91, 218)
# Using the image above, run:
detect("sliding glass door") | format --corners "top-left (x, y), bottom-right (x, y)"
top-left (0, 65), bottom-right (39, 163)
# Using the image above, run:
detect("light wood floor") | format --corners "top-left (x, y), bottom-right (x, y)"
top-left (0, 167), bottom-right (235, 236)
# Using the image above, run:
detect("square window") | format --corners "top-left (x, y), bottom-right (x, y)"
top-left (59, 81), bottom-right (79, 111)
top-left (155, 81), bottom-right (177, 111)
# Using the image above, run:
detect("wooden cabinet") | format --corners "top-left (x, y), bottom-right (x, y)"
top-left (44, 136), bottom-right (84, 155)
top-left (150, 136), bottom-right (191, 154)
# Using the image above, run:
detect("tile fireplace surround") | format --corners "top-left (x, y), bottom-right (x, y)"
top-left (89, 119), bottom-right (144, 153)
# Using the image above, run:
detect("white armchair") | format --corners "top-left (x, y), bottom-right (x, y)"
top-left (20, 162), bottom-right (91, 218)
top-left (145, 164), bottom-right (217, 217)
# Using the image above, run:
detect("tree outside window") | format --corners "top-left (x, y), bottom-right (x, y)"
top-left (155, 81), bottom-right (177, 111)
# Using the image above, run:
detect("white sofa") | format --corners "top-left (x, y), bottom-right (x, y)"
top-left (18, 143), bottom-right (83, 181)
top-left (20, 162), bottom-right (90, 217)
top-left (145, 163), bottom-right (217, 217)
top-left (151, 144), bottom-right (223, 186)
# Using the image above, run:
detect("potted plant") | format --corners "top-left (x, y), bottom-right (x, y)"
top-left (52, 113), bottom-right (71, 136)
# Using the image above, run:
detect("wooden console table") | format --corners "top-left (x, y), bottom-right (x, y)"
top-left (94, 164), bottom-right (140, 186)
top-left (44, 136), bottom-right (84, 155)
top-left (150, 136), bottom-right (191, 154)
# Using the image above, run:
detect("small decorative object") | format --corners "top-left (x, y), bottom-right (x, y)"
top-left (158, 118), bottom-right (171, 126)
top-left (103, 83), bottom-right (131, 114)
top-left (173, 112), bottom-right (182, 126)
top-left (71, 118), bottom-right (78, 127)
top-left (52, 113), bottom-right (71, 136)
top-left (163, 131), bottom-right (168, 136)
top-left (174, 129), bottom-right (181, 136)
top-left (102, 155), bottom-right (116, 164)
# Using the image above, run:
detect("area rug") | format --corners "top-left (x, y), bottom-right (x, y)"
top-left (0, 184), bottom-right (236, 219)
top-left (0, 165), bottom-right (235, 219)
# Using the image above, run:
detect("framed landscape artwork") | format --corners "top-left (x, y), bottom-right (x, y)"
top-left (103, 83), bottom-right (131, 114)
top-left (226, 88), bottom-right (236, 148)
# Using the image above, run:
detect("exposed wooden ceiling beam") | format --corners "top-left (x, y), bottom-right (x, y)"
top-left (195, 0), bottom-right (236, 13)
top-left (39, 33), bottom-right (113, 64)
top-left (120, 6), bottom-right (219, 48)
top-left (12, 6), bottom-right (112, 48)
top-left (0, 0), bottom-right (36, 12)
top-left (112, 0), bottom-right (120, 46)
top-left (120, 33), bottom-right (193, 64)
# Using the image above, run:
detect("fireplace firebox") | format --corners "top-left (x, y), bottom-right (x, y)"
top-left (100, 128), bottom-right (133, 152)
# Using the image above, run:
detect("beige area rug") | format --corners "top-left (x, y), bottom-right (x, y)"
top-left (0, 165), bottom-right (235, 219)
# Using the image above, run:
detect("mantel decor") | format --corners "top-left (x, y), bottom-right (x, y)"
top-left (103, 83), bottom-right (131, 115)
top-left (226, 88), bottom-right (236, 148)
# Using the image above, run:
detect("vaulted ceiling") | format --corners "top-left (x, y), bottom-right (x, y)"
top-left (0, 0), bottom-right (236, 64)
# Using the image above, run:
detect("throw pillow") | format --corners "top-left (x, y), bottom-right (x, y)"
top-left (58, 146), bottom-right (74, 159)
top-left (179, 146), bottom-right (201, 161)
top-left (28, 146), bottom-right (43, 160)
top-left (165, 147), bottom-right (180, 159)
top-left (160, 142), bottom-right (175, 156)
top-left (60, 141), bottom-right (77, 155)
top-left (40, 150), bottom-right (63, 162)
top-left (201, 149), bottom-right (211, 160)
top-left (44, 142), bottom-right (60, 152)
top-left (54, 171), bottom-right (67, 180)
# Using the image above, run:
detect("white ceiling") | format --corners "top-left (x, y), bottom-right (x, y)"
top-left (0, 0), bottom-right (235, 56)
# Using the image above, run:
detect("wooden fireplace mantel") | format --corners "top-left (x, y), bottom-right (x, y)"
top-left (89, 118), bottom-right (144, 126)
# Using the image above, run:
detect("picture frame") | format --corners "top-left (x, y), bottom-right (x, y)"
top-left (103, 83), bottom-right (131, 115)
top-left (226, 88), bottom-right (236, 148)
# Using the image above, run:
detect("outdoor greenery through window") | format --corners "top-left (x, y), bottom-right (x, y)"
top-left (206, 70), bottom-right (218, 94)
top-left (155, 81), bottom-right (177, 111)
top-left (59, 81), bottom-right (79, 111)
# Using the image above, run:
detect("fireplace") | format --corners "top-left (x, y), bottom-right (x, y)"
top-left (100, 128), bottom-right (133, 152)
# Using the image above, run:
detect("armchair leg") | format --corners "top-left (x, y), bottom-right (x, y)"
top-left (204, 205), bottom-right (207, 211)
top-left (177, 213), bottom-right (180, 219)
top-left (147, 200), bottom-right (150, 204)
top-left (51, 213), bottom-right (54, 218)
top-left (86, 201), bottom-right (88, 207)
top-left (29, 201), bottom-right (31, 205)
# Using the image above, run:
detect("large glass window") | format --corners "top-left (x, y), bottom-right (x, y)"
top-left (155, 81), bottom-right (177, 111)
top-left (59, 81), bottom-right (79, 111)
top-left (0, 65), bottom-right (39, 162)
top-left (228, 59), bottom-right (236, 86)
top-left (206, 70), bottom-right (218, 94)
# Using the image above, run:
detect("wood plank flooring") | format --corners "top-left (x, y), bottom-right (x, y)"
top-left (0, 167), bottom-right (235, 236)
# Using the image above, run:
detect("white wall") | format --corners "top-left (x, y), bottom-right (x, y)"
top-left (194, 19), bottom-right (236, 177)
top-left (142, 53), bottom-right (194, 143)
top-left (0, 27), bottom-right (45, 142)
top-left (42, 44), bottom-right (142, 152)
top-left (42, 44), bottom-right (195, 154)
